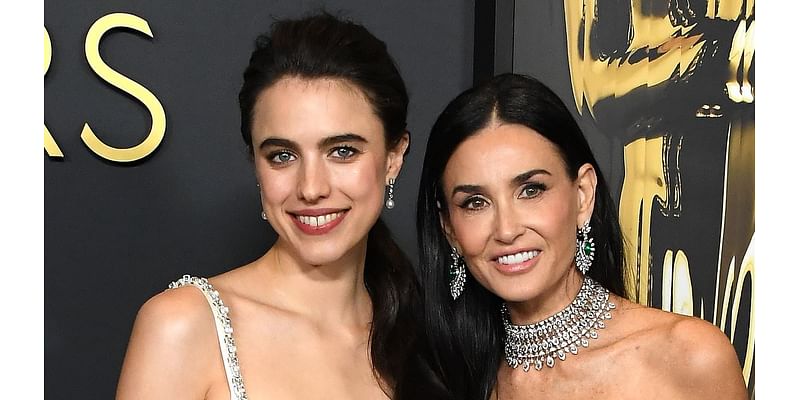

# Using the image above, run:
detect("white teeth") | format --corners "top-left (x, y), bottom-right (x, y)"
top-left (497, 250), bottom-right (539, 265)
top-left (296, 212), bottom-right (342, 227)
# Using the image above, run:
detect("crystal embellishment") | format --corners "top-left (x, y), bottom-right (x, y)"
top-left (169, 275), bottom-right (248, 400)
top-left (502, 277), bottom-right (615, 372)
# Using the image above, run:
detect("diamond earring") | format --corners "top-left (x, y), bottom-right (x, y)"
top-left (385, 178), bottom-right (396, 209)
top-left (575, 220), bottom-right (595, 274)
top-left (449, 246), bottom-right (466, 299)
top-left (261, 211), bottom-right (268, 221)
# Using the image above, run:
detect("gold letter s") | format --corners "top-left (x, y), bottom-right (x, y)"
top-left (44, 27), bottom-right (64, 158)
top-left (81, 13), bottom-right (166, 162)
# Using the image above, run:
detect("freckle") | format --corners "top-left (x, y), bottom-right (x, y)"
top-left (635, 345), bottom-right (640, 350)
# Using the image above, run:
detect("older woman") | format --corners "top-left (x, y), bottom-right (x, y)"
top-left (416, 73), bottom-right (747, 399)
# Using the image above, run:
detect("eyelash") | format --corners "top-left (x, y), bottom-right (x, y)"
top-left (267, 149), bottom-right (297, 165)
top-left (456, 183), bottom-right (547, 211)
top-left (519, 182), bottom-right (546, 199)
top-left (459, 196), bottom-right (488, 211)
top-left (329, 145), bottom-right (361, 160)
top-left (265, 145), bottom-right (361, 166)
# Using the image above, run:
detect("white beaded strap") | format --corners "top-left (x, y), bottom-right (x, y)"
top-left (169, 275), bottom-right (248, 400)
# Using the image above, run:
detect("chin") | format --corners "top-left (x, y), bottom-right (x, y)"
top-left (296, 248), bottom-right (347, 267)
top-left (487, 281), bottom-right (542, 303)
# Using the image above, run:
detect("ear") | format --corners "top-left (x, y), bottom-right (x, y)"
top-left (385, 132), bottom-right (410, 183)
top-left (575, 163), bottom-right (597, 226)
top-left (438, 208), bottom-right (462, 254)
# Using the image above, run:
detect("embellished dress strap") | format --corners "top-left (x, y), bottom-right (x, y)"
top-left (168, 275), bottom-right (248, 400)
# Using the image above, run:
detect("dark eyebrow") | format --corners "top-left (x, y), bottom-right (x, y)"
top-left (258, 133), bottom-right (367, 151)
top-left (450, 169), bottom-right (551, 197)
top-left (451, 184), bottom-right (484, 197)
top-left (512, 169), bottom-right (551, 187)
top-left (259, 137), bottom-right (297, 150)
top-left (318, 133), bottom-right (368, 148)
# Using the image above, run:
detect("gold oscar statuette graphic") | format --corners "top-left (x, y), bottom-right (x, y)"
top-left (563, 0), bottom-right (705, 117)
top-left (44, 27), bottom-right (64, 158)
top-left (562, 1), bottom-right (754, 391)
top-left (618, 136), bottom-right (669, 304)
top-left (81, 13), bottom-right (166, 162)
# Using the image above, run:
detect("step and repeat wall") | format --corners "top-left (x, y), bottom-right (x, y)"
top-left (44, 1), bottom-right (473, 397)
top-left (476, 0), bottom-right (754, 397)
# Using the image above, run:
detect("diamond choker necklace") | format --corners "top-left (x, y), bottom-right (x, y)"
top-left (502, 277), bottom-right (615, 372)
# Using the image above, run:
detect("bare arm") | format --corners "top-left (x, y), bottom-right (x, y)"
top-left (116, 287), bottom-right (222, 400)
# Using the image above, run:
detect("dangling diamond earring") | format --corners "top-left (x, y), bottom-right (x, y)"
top-left (449, 246), bottom-right (466, 299)
top-left (575, 220), bottom-right (595, 274)
top-left (385, 178), bottom-right (396, 209)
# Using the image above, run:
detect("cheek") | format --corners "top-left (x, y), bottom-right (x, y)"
top-left (256, 165), bottom-right (294, 206)
top-left (330, 157), bottom-right (385, 202)
top-left (449, 211), bottom-right (493, 256)
top-left (532, 195), bottom-right (578, 250)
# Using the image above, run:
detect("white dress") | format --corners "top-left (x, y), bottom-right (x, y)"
top-left (168, 275), bottom-right (249, 400)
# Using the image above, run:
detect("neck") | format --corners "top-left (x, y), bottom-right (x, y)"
top-left (255, 237), bottom-right (373, 327)
top-left (506, 268), bottom-right (584, 324)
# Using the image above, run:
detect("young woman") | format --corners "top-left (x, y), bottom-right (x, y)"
top-left (117, 13), bottom-right (439, 399)
top-left (416, 73), bottom-right (747, 399)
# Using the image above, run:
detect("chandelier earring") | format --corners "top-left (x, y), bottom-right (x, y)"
top-left (449, 246), bottom-right (466, 299)
top-left (385, 178), bottom-right (396, 209)
top-left (575, 220), bottom-right (595, 274)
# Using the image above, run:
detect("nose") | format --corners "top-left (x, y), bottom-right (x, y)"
top-left (296, 158), bottom-right (330, 203)
top-left (493, 200), bottom-right (525, 244)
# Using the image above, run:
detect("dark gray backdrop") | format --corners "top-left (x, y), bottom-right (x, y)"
top-left (44, 1), bottom-right (473, 398)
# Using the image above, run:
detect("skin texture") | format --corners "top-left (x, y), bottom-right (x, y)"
top-left (440, 121), bottom-right (747, 399)
top-left (116, 77), bottom-right (408, 400)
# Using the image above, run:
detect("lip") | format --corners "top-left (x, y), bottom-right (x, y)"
top-left (289, 208), bottom-right (349, 236)
top-left (492, 248), bottom-right (540, 275)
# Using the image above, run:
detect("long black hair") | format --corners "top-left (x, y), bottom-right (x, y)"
top-left (238, 12), bottom-right (446, 398)
top-left (416, 73), bottom-right (627, 399)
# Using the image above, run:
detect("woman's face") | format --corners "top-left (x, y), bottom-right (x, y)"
top-left (251, 77), bottom-right (407, 266)
top-left (440, 123), bottom-right (596, 305)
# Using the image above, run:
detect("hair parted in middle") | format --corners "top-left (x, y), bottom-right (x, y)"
top-left (416, 73), bottom-right (628, 399)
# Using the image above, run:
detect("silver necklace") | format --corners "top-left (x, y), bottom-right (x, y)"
top-left (502, 277), bottom-right (615, 372)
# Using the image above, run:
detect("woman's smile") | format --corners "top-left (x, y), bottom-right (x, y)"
top-left (290, 209), bottom-right (349, 235)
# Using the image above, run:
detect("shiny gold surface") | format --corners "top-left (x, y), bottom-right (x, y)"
top-left (563, 1), bottom-right (754, 389)
top-left (618, 136), bottom-right (667, 304)
top-left (44, 27), bottom-right (63, 158)
top-left (564, 0), bottom-right (705, 116)
top-left (80, 13), bottom-right (166, 162)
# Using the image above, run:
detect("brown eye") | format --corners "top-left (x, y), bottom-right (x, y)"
top-left (520, 183), bottom-right (545, 199)
top-left (463, 197), bottom-right (488, 210)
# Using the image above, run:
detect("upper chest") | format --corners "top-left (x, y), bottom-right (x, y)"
top-left (207, 295), bottom-right (388, 400)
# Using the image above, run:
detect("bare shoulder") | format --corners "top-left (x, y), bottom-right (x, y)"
top-left (116, 284), bottom-right (221, 399)
top-left (135, 284), bottom-right (218, 343)
top-left (612, 298), bottom-right (747, 399)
